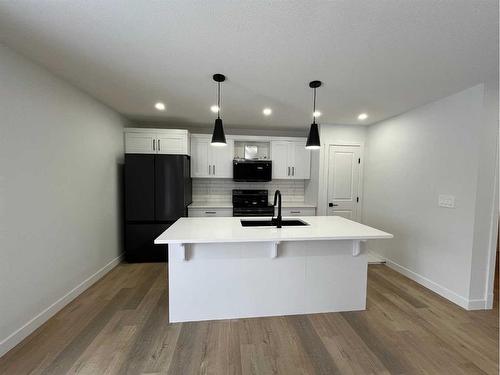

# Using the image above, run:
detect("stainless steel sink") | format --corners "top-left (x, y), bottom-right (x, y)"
top-left (240, 219), bottom-right (309, 227)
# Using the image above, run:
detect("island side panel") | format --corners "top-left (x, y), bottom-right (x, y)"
top-left (303, 240), bottom-right (367, 312)
top-left (168, 240), bottom-right (368, 323)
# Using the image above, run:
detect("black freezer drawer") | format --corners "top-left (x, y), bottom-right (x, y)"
top-left (125, 223), bottom-right (169, 263)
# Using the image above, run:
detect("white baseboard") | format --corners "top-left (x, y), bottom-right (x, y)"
top-left (467, 298), bottom-right (490, 310)
top-left (0, 255), bottom-right (122, 358)
top-left (485, 293), bottom-right (495, 309)
top-left (367, 250), bottom-right (385, 264)
top-left (380, 256), bottom-right (487, 310)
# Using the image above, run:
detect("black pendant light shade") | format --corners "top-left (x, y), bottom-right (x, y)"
top-left (306, 80), bottom-right (322, 149)
top-left (211, 118), bottom-right (227, 145)
top-left (211, 74), bottom-right (227, 146)
top-left (306, 122), bottom-right (320, 149)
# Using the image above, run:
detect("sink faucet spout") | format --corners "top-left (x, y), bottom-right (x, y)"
top-left (273, 190), bottom-right (282, 228)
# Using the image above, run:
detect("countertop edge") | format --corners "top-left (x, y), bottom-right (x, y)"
top-left (155, 234), bottom-right (393, 245)
top-left (188, 202), bottom-right (317, 208)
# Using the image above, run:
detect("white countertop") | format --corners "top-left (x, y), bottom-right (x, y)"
top-left (154, 216), bottom-right (393, 244)
top-left (188, 202), bottom-right (317, 209)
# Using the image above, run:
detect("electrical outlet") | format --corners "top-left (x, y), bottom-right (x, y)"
top-left (438, 194), bottom-right (455, 208)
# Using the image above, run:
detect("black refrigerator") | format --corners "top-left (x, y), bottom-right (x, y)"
top-left (124, 154), bottom-right (192, 262)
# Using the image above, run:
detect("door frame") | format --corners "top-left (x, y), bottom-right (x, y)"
top-left (317, 142), bottom-right (365, 220)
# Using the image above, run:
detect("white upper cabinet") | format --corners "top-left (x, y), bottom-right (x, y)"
top-left (191, 135), bottom-right (234, 178)
top-left (124, 131), bottom-right (157, 154)
top-left (292, 141), bottom-right (311, 179)
top-left (124, 128), bottom-right (190, 155)
top-left (191, 136), bottom-right (211, 177)
top-left (271, 140), bottom-right (310, 179)
top-left (188, 134), bottom-right (310, 179)
top-left (211, 141), bottom-right (234, 177)
top-left (271, 141), bottom-right (291, 179)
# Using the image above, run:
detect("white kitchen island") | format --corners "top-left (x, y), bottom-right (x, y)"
top-left (154, 216), bottom-right (392, 323)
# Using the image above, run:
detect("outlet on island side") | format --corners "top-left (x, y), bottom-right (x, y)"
top-left (438, 194), bottom-right (455, 208)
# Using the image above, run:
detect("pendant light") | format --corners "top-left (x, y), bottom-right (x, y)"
top-left (305, 80), bottom-right (322, 150)
top-left (211, 74), bottom-right (227, 146)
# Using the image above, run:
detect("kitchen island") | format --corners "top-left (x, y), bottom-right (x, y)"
top-left (154, 216), bottom-right (392, 323)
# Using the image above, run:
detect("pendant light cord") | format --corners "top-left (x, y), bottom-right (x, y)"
top-left (312, 87), bottom-right (317, 124)
top-left (217, 82), bottom-right (221, 119)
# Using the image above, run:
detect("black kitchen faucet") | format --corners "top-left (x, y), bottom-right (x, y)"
top-left (273, 190), bottom-right (282, 228)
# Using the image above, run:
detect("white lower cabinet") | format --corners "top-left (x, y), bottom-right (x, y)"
top-left (188, 207), bottom-right (233, 217)
top-left (279, 207), bottom-right (316, 216)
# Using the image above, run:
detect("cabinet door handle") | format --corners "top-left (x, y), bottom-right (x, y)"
top-left (209, 165), bottom-right (211, 175)
top-left (205, 211), bottom-right (216, 214)
top-left (329, 203), bottom-right (338, 207)
top-left (158, 139), bottom-right (161, 151)
top-left (153, 139), bottom-right (156, 151)
top-left (290, 211), bottom-right (301, 214)
top-left (213, 165), bottom-right (216, 174)
top-left (288, 166), bottom-right (290, 176)
top-left (292, 166), bottom-right (295, 176)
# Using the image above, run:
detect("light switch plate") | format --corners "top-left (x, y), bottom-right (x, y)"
top-left (438, 194), bottom-right (455, 208)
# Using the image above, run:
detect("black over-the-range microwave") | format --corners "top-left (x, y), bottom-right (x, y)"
top-left (233, 160), bottom-right (272, 182)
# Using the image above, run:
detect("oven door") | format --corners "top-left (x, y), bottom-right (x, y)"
top-left (233, 207), bottom-right (275, 217)
top-left (233, 161), bottom-right (272, 182)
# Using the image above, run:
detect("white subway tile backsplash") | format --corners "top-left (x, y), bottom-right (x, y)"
top-left (192, 179), bottom-right (305, 203)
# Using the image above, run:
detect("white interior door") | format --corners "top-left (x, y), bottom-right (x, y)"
top-left (326, 145), bottom-right (361, 221)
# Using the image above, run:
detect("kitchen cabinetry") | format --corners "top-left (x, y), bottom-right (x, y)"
top-left (125, 128), bottom-right (190, 155)
top-left (271, 140), bottom-right (310, 179)
top-left (191, 135), bottom-right (234, 178)
top-left (188, 207), bottom-right (233, 217)
top-left (279, 207), bottom-right (316, 217)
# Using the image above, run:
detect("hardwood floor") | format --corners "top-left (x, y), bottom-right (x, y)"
top-left (0, 263), bottom-right (498, 374)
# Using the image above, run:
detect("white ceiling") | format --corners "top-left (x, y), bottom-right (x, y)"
top-left (0, 1), bottom-right (497, 130)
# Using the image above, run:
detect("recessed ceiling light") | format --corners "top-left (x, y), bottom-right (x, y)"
top-left (263, 108), bottom-right (272, 116)
top-left (358, 113), bottom-right (368, 120)
top-left (313, 111), bottom-right (322, 118)
top-left (210, 105), bottom-right (220, 113)
top-left (155, 102), bottom-right (166, 111)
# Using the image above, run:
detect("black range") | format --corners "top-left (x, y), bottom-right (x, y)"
top-left (232, 189), bottom-right (274, 217)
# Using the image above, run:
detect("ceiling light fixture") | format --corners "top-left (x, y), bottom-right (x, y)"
top-left (305, 81), bottom-right (322, 150)
top-left (313, 110), bottom-right (322, 118)
top-left (263, 108), bottom-right (272, 116)
top-left (358, 113), bottom-right (368, 120)
top-left (155, 102), bottom-right (166, 111)
top-left (210, 105), bottom-right (220, 113)
top-left (211, 74), bottom-right (227, 146)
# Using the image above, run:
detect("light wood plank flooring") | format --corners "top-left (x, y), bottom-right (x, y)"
top-left (0, 263), bottom-right (498, 374)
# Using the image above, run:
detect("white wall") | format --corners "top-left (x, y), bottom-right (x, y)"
top-left (363, 84), bottom-right (498, 309)
top-left (0, 44), bottom-right (127, 356)
top-left (315, 125), bottom-right (367, 215)
top-left (469, 80), bottom-right (499, 307)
